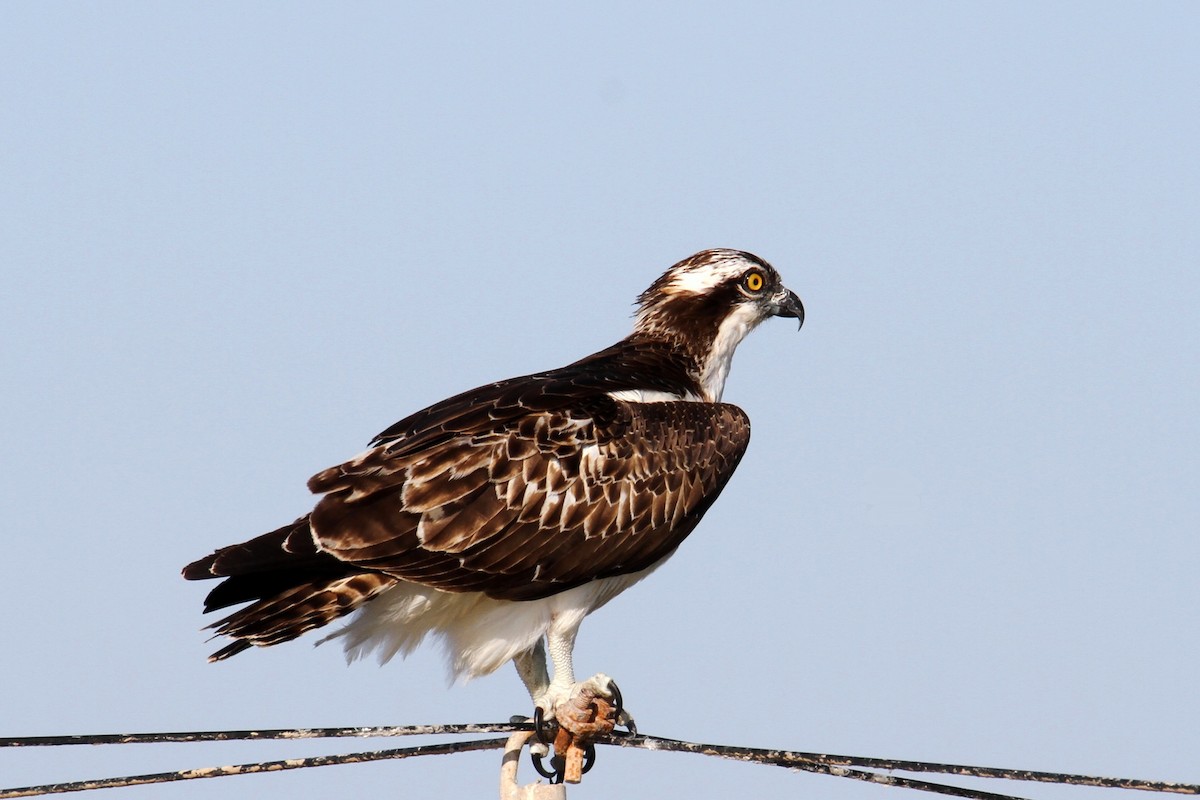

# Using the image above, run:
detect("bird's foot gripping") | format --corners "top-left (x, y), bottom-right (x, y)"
top-left (529, 674), bottom-right (635, 784)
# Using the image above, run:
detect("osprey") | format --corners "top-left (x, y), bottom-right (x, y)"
top-left (184, 248), bottom-right (803, 727)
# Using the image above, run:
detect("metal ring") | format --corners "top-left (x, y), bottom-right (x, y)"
top-left (530, 750), bottom-right (563, 783)
top-left (608, 680), bottom-right (623, 719)
top-left (532, 706), bottom-right (556, 747)
top-left (582, 742), bottom-right (597, 774)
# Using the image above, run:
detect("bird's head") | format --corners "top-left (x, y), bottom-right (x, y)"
top-left (632, 249), bottom-right (804, 402)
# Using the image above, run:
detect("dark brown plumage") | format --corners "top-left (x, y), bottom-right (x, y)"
top-left (184, 341), bottom-right (750, 654)
top-left (183, 248), bottom-right (803, 705)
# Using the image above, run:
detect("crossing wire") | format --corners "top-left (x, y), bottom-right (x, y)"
top-left (2, 723), bottom-right (1197, 799)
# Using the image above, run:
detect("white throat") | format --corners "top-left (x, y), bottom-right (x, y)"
top-left (698, 303), bottom-right (763, 402)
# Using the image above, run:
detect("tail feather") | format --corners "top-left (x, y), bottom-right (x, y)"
top-left (183, 516), bottom-right (324, 581)
top-left (184, 515), bottom-right (397, 660)
top-left (205, 573), bottom-right (398, 661)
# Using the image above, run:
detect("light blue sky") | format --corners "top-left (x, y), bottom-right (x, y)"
top-left (2, 3), bottom-right (1197, 798)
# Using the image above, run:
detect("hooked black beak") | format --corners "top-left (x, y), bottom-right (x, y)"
top-left (772, 288), bottom-right (805, 330)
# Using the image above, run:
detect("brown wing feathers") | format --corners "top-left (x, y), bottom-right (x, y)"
top-left (308, 398), bottom-right (749, 601)
top-left (183, 343), bottom-right (750, 657)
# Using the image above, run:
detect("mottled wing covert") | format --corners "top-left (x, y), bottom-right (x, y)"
top-left (306, 397), bottom-right (750, 601)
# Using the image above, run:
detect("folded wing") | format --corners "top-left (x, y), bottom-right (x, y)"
top-left (307, 396), bottom-right (750, 601)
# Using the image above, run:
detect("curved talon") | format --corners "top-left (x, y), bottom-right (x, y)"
top-left (605, 678), bottom-right (637, 735)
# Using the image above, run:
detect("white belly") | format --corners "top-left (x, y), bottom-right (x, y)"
top-left (322, 558), bottom-right (668, 681)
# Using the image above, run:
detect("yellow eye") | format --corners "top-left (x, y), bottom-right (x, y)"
top-left (744, 271), bottom-right (764, 292)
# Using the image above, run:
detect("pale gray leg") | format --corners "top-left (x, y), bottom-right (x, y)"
top-left (528, 616), bottom-right (636, 740)
top-left (513, 638), bottom-right (553, 757)
top-left (513, 638), bottom-right (550, 702)
top-left (545, 618), bottom-right (579, 693)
